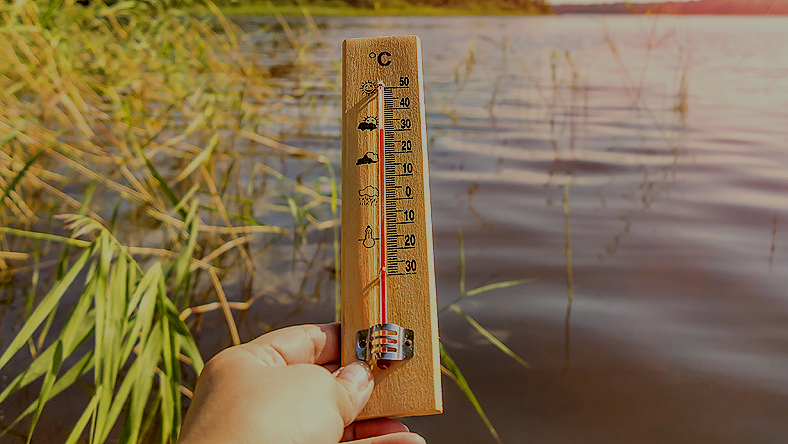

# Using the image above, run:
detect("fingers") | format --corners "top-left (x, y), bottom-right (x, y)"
top-left (342, 418), bottom-right (410, 441)
top-left (346, 433), bottom-right (427, 444)
top-left (341, 419), bottom-right (427, 444)
top-left (241, 323), bottom-right (341, 366)
top-left (333, 361), bottom-right (375, 423)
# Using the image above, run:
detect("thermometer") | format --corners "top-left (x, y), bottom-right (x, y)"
top-left (341, 36), bottom-right (442, 419)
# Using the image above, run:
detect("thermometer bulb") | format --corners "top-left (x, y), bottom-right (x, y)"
top-left (376, 359), bottom-right (393, 370)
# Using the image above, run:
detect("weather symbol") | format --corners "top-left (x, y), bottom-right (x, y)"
top-left (361, 81), bottom-right (377, 95)
top-left (358, 116), bottom-right (378, 131)
top-left (360, 225), bottom-right (377, 248)
top-left (359, 185), bottom-right (379, 206)
top-left (356, 152), bottom-right (379, 165)
top-left (359, 186), bottom-right (379, 198)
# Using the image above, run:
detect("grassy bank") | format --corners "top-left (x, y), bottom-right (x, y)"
top-left (215, 2), bottom-right (550, 16)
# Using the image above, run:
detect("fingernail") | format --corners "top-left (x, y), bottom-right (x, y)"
top-left (336, 361), bottom-right (373, 391)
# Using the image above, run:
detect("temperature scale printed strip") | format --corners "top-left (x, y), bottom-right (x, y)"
top-left (340, 35), bottom-right (442, 419)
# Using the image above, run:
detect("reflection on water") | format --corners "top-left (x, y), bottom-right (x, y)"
top-left (280, 14), bottom-right (788, 443)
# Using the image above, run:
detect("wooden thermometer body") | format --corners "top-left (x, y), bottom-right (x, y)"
top-left (341, 35), bottom-right (442, 419)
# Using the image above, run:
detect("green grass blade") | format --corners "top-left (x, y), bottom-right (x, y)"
top-left (119, 268), bottom-right (160, 366)
top-left (170, 183), bottom-right (201, 218)
top-left (132, 396), bottom-right (161, 444)
top-left (440, 344), bottom-right (502, 444)
top-left (158, 298), bottom-right (176, 442)
top-left (26, 340), bottom-right (63, 443)
top-left (97, 348), bottom-right (151, 443)
top-left (116, 325), bottom-right (163, 444)
top-left (133, 144), bottom-right (188, 219)
top-left (0, 308), bottom-right (93, 404)
top-left (108, 276), bottom-right (162, 442)
top-left (40, 0), bottom-right (64, 27)
top-left (105, 248), bottom-right (129, 394)
top-left (465, 278), bottom-right (535, 298)
top-left (170, 201), bottom-right (199, 301)
top-left (0, 245), bottom-right (93, 371)
top-left (64, 396), bottom-right (100, 444)
top-left (173, 132), bottom-right (218, 183)
top-left (92, 235), bottom-right (113, 440)
top-left (449, 304), bottom-right (531, 369)
top-left (0, 351), bottom-right (94, 441)
top-left (0, 227), bottom-right (91, 248)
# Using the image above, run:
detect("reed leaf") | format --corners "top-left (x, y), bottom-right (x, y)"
top-left (64, 395), bottom-right (99, 444)
top-left (0, 245), bottom-right (92, 371)
top-left (26, 339), bottom-right (62, 444)
top-left (0, 351), bottom-right (94, 441)
top-left (465, 278), bottom-right (535, 298)
top-left (0, 224), bottom-right (204, 442)
top-left (173, 132), bottom-right (219, 184)
top-left (0, 303), bottom-right (94, 404)
top-left (440, 344), bottom-right (503, 444)
top-left (448, 304), bottom-right (531, 369)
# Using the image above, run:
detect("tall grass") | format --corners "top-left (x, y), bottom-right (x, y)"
top-left (1, 0), bottom-right (339, 441)
top-left (0, 216), bottom-right (205, 443)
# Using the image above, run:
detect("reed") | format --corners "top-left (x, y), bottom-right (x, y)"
top-left (1, 0), bottom-right (339, 441)
top-left (562, 183), bottom-right (573, 372)
top-left (438, 229), bottom-right (534, 444)
top-left (0, 216), bottom-right (205, 443)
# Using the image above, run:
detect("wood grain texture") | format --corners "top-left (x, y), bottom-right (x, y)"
top-left (341, 35), bottom-right (442, 419)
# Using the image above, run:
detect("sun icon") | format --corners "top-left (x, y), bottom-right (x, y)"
top-left (360, 81), bottom-right (377, 95)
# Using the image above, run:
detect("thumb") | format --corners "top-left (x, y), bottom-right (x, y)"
top-left (334, 361), bottom-right (375, 424)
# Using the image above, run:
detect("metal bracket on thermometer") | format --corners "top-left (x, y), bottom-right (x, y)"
top-left (356, 324), bottom-right (414, 370)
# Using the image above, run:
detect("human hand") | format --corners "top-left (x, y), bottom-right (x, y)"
top-left (178, 323), bottom-right (426, 444)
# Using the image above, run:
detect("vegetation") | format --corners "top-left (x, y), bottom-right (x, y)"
top-left (213, 0), bottom-right (552, 16)
top-left (1, 0), bottom-right (340, 441)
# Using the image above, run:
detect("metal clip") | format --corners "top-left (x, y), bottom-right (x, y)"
top-left (356, 323), bottom-right (414, 370)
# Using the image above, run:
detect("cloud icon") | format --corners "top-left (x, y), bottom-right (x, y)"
top-left (358, 116), bottom-right (378, 131)
top-left (356, 152), bottom-right (379, 165)
top-left (359, 186), bottom-right (379, 198)
top-left (358, 121), bottom-right (377, 131)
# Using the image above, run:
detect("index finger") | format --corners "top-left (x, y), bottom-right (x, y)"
top-left (240, 323), bottom-right (341, 366)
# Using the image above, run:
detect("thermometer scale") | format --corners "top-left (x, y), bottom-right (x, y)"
top-left (341, 36), bottom-right (442, 419)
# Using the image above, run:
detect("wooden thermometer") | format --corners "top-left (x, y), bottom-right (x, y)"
top-left (341, 35), bottom-right (442, 419)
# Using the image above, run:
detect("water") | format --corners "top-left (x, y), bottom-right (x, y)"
top-left (233, 14), bottom-right (788, 443)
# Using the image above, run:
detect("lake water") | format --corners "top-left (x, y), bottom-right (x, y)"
top-left (229, 14), bottom-right (788, 443)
